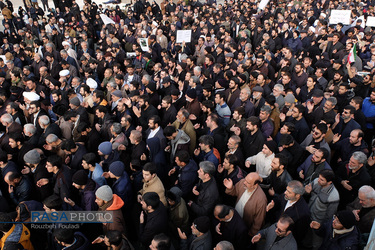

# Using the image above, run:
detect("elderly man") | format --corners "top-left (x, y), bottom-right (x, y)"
top-left (224, 172), bottom-right (267, 236)
top-left (336, 151), bottom-right (371, 208)
top-left (347, 185), bottom-right (375, 235)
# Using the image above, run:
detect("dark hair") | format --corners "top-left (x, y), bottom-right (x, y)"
top-left (198, 135), bottom-right (214, 149)
top-left (140, 94), bottom-right (150, 104)
top-left (207, 113), bottom-right (219, 125)
top-left (279, 214), bottom-right (294, 231)
top-left (283, 122), bottom-right (295, 133)
top-left (149, 115), bottom-right (161, 126)
top-left (94, 90), bottom-right (105, 101)
top-left (96, 105), bottom-right (107, 114)
top-left (8, 172), bottom-right (21, 182)
top-left (164, 126), bottom-right (177, 137)
top-left (0, 213), bottom-right (13, 232)
top-left (142, 192), bottom-right (160, 209)
top-left (47, 155), bottom-right (62, 169)
top-left (8, 133), bottom-right (24, 144)
top-left (43, 194), bottom-right (62, 210)
top-left (175, 150), bottom-right (190, 164)
top-left (215, 91), bottom-right (225, 100)
top-left (224, 154), bottom-right (238, 167)
top-left (246, 116), bottom-right (260, 128)
top-left (61, 139), bottom-right (76, 151)
top-left (143, 162), bottom-right (157, 175)
top-left (216, 204), bottom-right (231, 219)
top-left (319, 169), bottom-right (335, 182)
top-left (295, 104), bottom-right (305, 114)
top-left (106, 230), bottom-right (123, 246)
top-left (82, 153), bottom-right (97, 166)
top-left (275, 153), bottom-right (288, 168)
top-left (152, 233), bottom-right (171, 250)
top-left (316, 123), bottom-right (328, 134)
top-left (343, 105), bottom-right (356, 115)
top-left (0, 150), bottom-right (8, 164)
top-left (317, 148), bottom-right (329, 160)
top-left (54, 228), bottom-right (74, 244)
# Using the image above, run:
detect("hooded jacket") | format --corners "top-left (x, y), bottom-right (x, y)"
top-left (99, 194), bottom-right (125, 234)
top-left (170, 130), bottom-right (190, 163)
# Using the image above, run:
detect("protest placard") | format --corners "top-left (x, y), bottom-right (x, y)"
top-left (176, 30), bottom-right (192, 43)
top-left (329, 10), bottom-right (351, 25)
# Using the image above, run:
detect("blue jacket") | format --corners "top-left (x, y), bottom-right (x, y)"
top-left (362, 97), bottom-right (375, 129)
top-left (177, 159), bottom-right (198, 199)
top-left (113, 173), bottom-right (133, 211)
top-left (317, 220), bottom-right (360, 250)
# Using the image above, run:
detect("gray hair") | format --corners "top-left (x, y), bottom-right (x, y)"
top-left (359, 185), bottom-right (375, 199)
top-left (194, 66), bottom-right (201, 73)
top-left (46, 134), bottom-right (59, 143)
top-left (107, 81), bottom-right (117, 89)
top-left (24, 124), bottom-right (36, 135)
top-left (111, 123), bottom-right (122, 134)
top-left (288, 180), bottom-right (305, 195)
top-left (229, 135), bottom-right (241, 145)
top-left (179, 108), bottom-right (190, 119)
top-left (199, 161), bottom-right (215, 177)
top-left (274, 83), bottom-right (284, 92)
top-left (38, 115), bottom-right (50, 126)
top-left (1, 113), bottom-right (13, 124)
top-left (327, 97), bottom-right (337, 106)
top-left (60, 50), bottom-right (67, 55)
top-left (216, 241), bottom-right (234, 250)
top-left (352, 151), bottom-right (368, 165)
top-left (260, 105), bottom-right (272, 114)
top-left (242, 88), bottom-right (251, 96)
top-left (143, 74), bottom-right (152, 83)
top-left (130, 130), bottom-right (142, 142)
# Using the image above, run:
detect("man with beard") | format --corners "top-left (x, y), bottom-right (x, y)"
top-left (266, 180), bottom-right (310, 246)
top-left (231, 88), bottom-right (255, 119)
top-left (332, 105), bottom-right (361, 140)
top-left (159, 96), bottom-right (177, 128)
top-left (224, 78), bottom-right (240, 110)
top-left (132, 95), bottom-right (158, 131)
top-left (297, 148), bottom-right (332, 185)
top-left (300, 123), bottom-right (331, 161)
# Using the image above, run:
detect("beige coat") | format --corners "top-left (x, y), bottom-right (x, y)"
top-left (139, 176), bottom-right (167, 206)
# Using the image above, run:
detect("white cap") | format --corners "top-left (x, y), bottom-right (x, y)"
top-left (59, 18), bottom-right (64, 23)
top-left (86, 78), bottom-right (98, 89)
top-left (59, 69), bottom-right (70, 77)
top-left (62, 41), bottom-right (70, 47)
top-left (320, 13), bottom-right (327, 18)
top-left (23, 92), bottom-right (40, 101)
top-left (309, 26), bottom-right (316, 33)
top-left (152, 21), bottom-right (158, 27)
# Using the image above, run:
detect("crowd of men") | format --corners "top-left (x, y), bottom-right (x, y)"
top-left (0, 0), bottom-right (375, 249)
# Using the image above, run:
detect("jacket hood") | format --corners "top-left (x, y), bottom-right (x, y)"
top-left (146, 137), bottom-right (161, 160)
top-left (107, 194), bottom-right (124, 211)
top-left (173, 130), bottom-right (190, 144)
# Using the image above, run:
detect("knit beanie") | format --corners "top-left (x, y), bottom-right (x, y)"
top-left (23, 150), bottom-right (41, 164)
top-left (98, 142), bottom-right (113, 155)
top-left (109, 161), bottom-right (125, 177)
top-left (265, 140), bottom-right (278, 153)
top-left (336, 210), bottom-right (357, 229)
top-left (95, 185), bottom-right (113, 202)
top-left (72, 170), bottom-right (88, 185)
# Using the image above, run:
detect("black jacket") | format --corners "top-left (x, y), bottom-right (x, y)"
top-left (191, 178), bottom-right (220, 216)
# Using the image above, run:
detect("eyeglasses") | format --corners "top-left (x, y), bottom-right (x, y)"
top-left (276, 227), bottom-right (287, 233)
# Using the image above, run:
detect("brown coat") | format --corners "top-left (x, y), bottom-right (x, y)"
top-left (226, 181), bottom-right (267, 236)
top-left (139, 176), bottom-right (167, 206)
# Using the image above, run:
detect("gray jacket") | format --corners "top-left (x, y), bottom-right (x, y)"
top-left (259, 223), bottom-right (298, 250)
top-left (308, 178), bottom-right (339, 223)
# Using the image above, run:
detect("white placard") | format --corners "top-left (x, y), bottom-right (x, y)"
top-left (126, 52), bottom-right (136, 58)
top-left (139, 38), bottom-right (149, 52)
top-left (100, 14), bottom-right (115, 25)
top-left (367, 16), bottom-right (375, 27)
top-left (259, 0), bottom-right (269, 10)
top-left (176, 30), bottom-right (192, 43)
top-left (329, 10), bottom-right (351, 25)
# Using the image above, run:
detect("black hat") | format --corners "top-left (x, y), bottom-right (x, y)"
top-left (265, 140), bottom-right (277, 153)
top-left (336, 210), bottom-right (357, 229)
top-left (193, 216), bottom-right (210, 233)
top-left (72, 170), bottom-right (88, 185)
top-left (186, 89), bottom-right (197, 99)
top-left (312, 89), bottom-right (324, 97)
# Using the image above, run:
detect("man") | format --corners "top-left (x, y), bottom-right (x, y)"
top-left (245, 141), bottom-right (277, 178)
top-left (215, 91), bottom-right (231, 127)
top-left (172, 109), bottom-right (196, 154)
top-left (188, 161), bottom-right (219, 216)
top-left (225, 77), bottom-right (240, 109)
top-left (305, 170), bottom-right (340, 249)
top-left (168, 150), bottom-right (198, 199)
top-left (38, 115), bottom-right (62, 147)
top-left (347, 185), bottom-right (375, 234)
top-left (300, 123), bottom-right (331, 161)
top-left (139, 192), bottom-right (168, 248)
top-left (251, 214), bottom-right (297, 249)
top-left (332, 105), bottom-right (361, 140)
top-left (336, 151), bottom-right (371, 208)
top-left (306, 96), bottom-right (337, 127)
top-left (224, 172), bottom-right (267, 236)
top-left (261, 154), bottom-right (292, 196)
top-left (133, 95), bottom-right (159, 131)
top-left (282, 104), bottom-right (310, 144)
top-left (362, 90), bottom-right (375, 143)
top-left (310, 210), bottom-right (359, 250)
top-left (53, 228), bottom-right (89, 250)
top-left (149, 234), bottom-right (171, 250)
top-left (226, 135), bottom-right (245, 169)
top-left (194, 135), bottom-right (220, 168)
top-left (138, 163), bottom-right (167, 206)
top-left (95, 185), bottom-right (125, 234)
top-left (160, 96), bottom-right (177, 128)
top-left (82, 152), bottom-right (106, 186)
top-left (164, 126), bottom-right (190, 164)
top-left (8, 133), bottom-right (33, 167)
top-left (142, 115), bottom-right (167, 151)
top-left (297, 148), bottom-right (332, 185)
top-left (331, 129), bottom-right (368, 164)
top-left (259, 105), bottom-right (274, 139)
top-left (231, 88), bottom-right (255, 118)
top-left (178, 216), bottom-right (212, 250)
top-left (234, 116), bottom-right (264, 158)
top-left (212, 204), bottom-right (248, 249)
top-left (5, 171), bottom-right (33, 206)
top-left (266, 180), bottom-right (310, 245)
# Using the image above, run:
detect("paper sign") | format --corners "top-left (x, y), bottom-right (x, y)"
top-left (329, 10), bottom-right (351, 25)
top-left (259, 0), bottom-right (269, 10)
top-left (100, 14), bottom-right (115, 25)
top-left (176, 30), bottom-right (192, 43)
top-left (352, 15), bottom-right (365, 28)
top-left (139, 38), bottom-right (149, 52)
top-left (367, 16), bottom-right (375, 27)
top-left (126, 52), bottom-right (136, 58)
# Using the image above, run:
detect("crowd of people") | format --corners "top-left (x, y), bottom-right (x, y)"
top-left (0, 0), bottom-right (374, 249)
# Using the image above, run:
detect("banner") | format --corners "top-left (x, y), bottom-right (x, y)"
top-left (100, 14), bottom-right (115, 25)
top-left (329, 10), bottom-right (351, 25)
top-left (176, 30), bottom-right (192, 43)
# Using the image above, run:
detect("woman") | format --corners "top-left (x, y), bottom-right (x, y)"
top-left (297, 75), bottom-right (317, 103)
